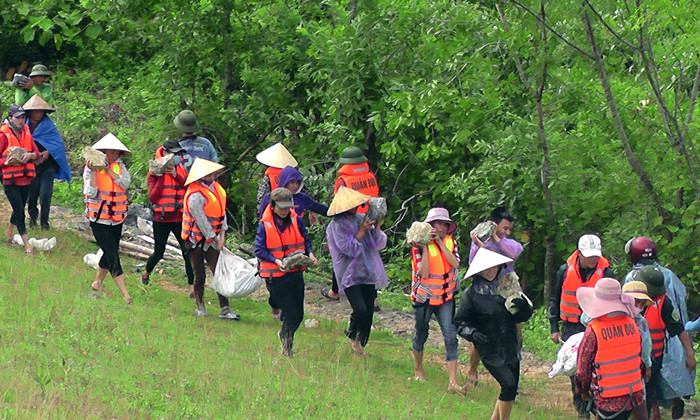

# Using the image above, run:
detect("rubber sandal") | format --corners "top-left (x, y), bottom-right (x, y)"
top-left (467, 378), bottom-right (479, 387)
top-left (24, 249), bottom-right (33, 255)
top-left (321, 288), bottom-right (340, 301)
top-left (5, 238), bottom-right (14, 245)
top-left (140, 273), bottom-right (150, 286)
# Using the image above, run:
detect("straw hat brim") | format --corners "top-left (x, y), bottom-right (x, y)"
top-left (256, 143), bottom-right (298, 168)
top-left (22, 94), bottom-right (55, 112)
top-left (327, 186), bottom-right (371, 216)
top-left (92, 133), bottom-right (131, 156)
top-left (185, 158), bottom-right (225, 185)
top-left (464, 248), bottom-right (514, 279)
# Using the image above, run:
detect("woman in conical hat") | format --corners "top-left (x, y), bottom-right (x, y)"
top-left (24, 94), bottom-right (71, 231)
top-left (454, 248), bottom-right (533, 420)
top-left (83, 132), bottom-right (132, 303)
top-left (255, 142), bottom-right (298, 216)
top-left (181, 158), bottom-right (240, 320)
top-left (326, 186), bottom-right (388, 355)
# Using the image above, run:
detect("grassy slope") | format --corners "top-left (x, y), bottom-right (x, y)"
top-left (0, 226), bottom-right (571, 419)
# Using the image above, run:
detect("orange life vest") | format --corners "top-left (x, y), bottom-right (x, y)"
top-left (560, 251), bottom-right (609, 323)
top-left (265, 166), bottom-right (283, 190)
top-left (84, 162), bottom-right (128, 223)
top-left (411, 236), bottom-right (457, 305)
top-left (589, 315), bottom-right (644, 399)
top-left (334, 162), bottom-right (378, 214)
top-left (0, 124), bottom-right (36, 183)
top-left (258, 205), bottom-right (306, 278)
top-left (644, 294), bottom-right (667, 358)
top-left (181, 181), bottom-right (226, 243)
top-left (151, 163), bottom-right (188, 221)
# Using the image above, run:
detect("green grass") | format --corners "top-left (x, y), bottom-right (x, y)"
top-left (0, 227), bottom-right (571, 419)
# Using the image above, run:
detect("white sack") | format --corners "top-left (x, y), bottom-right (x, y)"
top-left (210, 248), bottom-right (262, 298)
top-left (549, 332), bottom-right (585, 378)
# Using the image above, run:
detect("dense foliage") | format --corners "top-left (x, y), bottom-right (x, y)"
top-left (2, 0), bottom-right (698, 307)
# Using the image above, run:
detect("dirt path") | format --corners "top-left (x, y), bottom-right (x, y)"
top-left (5, 200), bottom-right (698, 419)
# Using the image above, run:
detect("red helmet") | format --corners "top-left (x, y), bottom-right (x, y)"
top-left (627, 236), bottom-right (657, 263)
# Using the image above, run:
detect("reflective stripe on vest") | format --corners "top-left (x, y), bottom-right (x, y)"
top-left (560, 251), bottom-right (609, 323)
top-left (0, 124), bottom-right (36, 182)
top-left (644, 294), bottom-right (667, 358)
top-left (265, 166), bottom-right (283, 190)
top-left (152, 163), bottom-right (188, 221)
top-left (181, 182), bottom-right (226, 243)
top-left (84, 162), bottom-right (128, 223)
top-left (258, 205), bottom-right (305, 278)
top-left (334, 162), bottom-right (378, 214)
top-left (411, 236), bottom-right (457, 305)
top-left (590, 315), bottom-right (644, 399)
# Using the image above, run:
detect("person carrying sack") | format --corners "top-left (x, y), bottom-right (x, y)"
top-left (181, 158), bottom-right (239, 320)
top-left (83, 133), bottom-right (132, 303)
top-left (141, 139), bottom-right (194, 296)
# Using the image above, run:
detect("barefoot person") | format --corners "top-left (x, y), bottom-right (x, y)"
top-left (326, 186), bottom-right (388, 355)
top-left (83, 133), bottom-right (132, 303)
top-left (1, 105), bottom-right (40, 254)
top-left (255, 187), bottom-right (317, 356)
top-left (141, 139), bottom-right (194, 295)
top-left (409, 207), bottom-right (464, 394)
top-left (454, 248), bottom-right (533, 420)
top-left (182, 158), bottom-right (239, 320)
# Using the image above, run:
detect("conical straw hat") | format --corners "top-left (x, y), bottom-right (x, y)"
top-left (327, 186), bottom-right (371, 216)
top-left (22, 94), bottom-right (55, 112)
top-left (185, 158), bottom-right (225, 185)
top-left (464, 248), bottom-right (514, 280)
top-left (256, 143), bottom-right (298, 168)
top-left (92, 133), bottom-right (131, 156)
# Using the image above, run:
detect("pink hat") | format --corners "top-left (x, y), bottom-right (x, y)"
top-left (424, 208), bottom-right (457, 234)
top-left (576, 278), bottom-right (635, 319)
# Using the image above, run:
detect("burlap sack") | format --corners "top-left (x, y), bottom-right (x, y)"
top-left (470, 221), bottom-right (495, 242)
top-left (406, 221), bottom-right (432, 245)
top-left (281, 249), bottom-right (315, 270)
top-left (495, 271), bottom-right (521, 299)
top-left (367, 197), bottom-right (387, 221)
top-left (81, 147), bottom-right (107, 170)
top-left (12, 73), bottom-right (30, 88)
top-left (149, 154), bottom-right (175, 176)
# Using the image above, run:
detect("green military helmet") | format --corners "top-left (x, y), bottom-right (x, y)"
top-left (29, 64), bottom-right (51, 77)
top-left (636, 265), bottom-right (665, 297)
top-left (173, 109), bottom-right (200, 133)
top-left (339, 146), bottom-right (368, 164)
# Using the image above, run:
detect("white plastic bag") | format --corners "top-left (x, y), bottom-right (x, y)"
top-left (28, 237), bottom-right (57, 251)
top-left (83, 249), bottom-right (104, 270)
top-left (660, 335), bottom-right (696, 398)
top-left (210, 248), bottom-right (262, 298)
top-left (549, 332), bottom-right (585, 378)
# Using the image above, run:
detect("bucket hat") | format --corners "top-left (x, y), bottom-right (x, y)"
top-left (92, 133), bottom-right (131, 156)
top-left (622, 281), bottom-right (653, 307)
top-left (327, 186), bottom-right (371, 216)
top-left (578, 234), bottom-right (602, 258)
top-left (338, 146), bottom-right (368, 164)
top-left (22, 94), bottom-right (55, 112)
top-left (185, 158), bottom-right (225, 185)
top-left (464, 248), bottom-right (513, 280)
top-left (636, 265), bottom-right (665, 297)
top-left (270, 188), bottom-right (295, 209)
top-left (255, 143), bottom-right (298, 168)
top-left (424, 208), bottom-right (457, 234)
top-left (576, 278), bottom-right (634, 318)
top-left (29, 64), bottom-right (51, 77)
top-left (173, 110), bottom-right (200, 133)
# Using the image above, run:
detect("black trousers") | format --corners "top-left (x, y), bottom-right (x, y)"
top-left (344, 284), bottom-right (377, 347)
top-left (4, 183), bottom-right (31, 235)
top-left (145, 220), bottom-right (194, 285)
top-left (266, 272), bottom-right (305, 342)
top-left (483, 361), bottom-right (520, 402)
top-left (27, 166), bottom-right (55, 227)
top-left (562, 321), bottom-right (591, 416)
top-left (90, 222), bottom-right (124, 277)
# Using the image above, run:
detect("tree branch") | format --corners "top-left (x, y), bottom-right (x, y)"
top-left (509, 0), bottom-right (594, 60)
top-left (583, 0), bottom-right (638, 51)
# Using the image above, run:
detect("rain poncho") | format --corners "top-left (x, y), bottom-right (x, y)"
top-left (326, 213), bottom-right (388, 294)
top-left (625, 261), bottom-right (695, 398)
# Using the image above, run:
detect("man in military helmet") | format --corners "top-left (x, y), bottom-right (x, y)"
top-left (14, 64), bottom-right (54, 106)
top-left (173, 110), bottom-right (218, 172)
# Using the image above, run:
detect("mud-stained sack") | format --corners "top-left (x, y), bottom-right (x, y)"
top-left (549, 332), bottom-right (584, 378)
top-left (406, 221), bottom-right (431, 245)
top-left (366, 197), bottom-right (387, 221)
top-left (6, 146), bottom-right (28, 166)
top-left (149, 153), bottom-right (175, 176)
top-left (210, 247), bottom-right (263, 298)
top-left (81, 147), bottom-right (107, 169)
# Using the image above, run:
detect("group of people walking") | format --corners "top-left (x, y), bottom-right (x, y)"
top-left (2, 64), bottom-right (696, 420)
